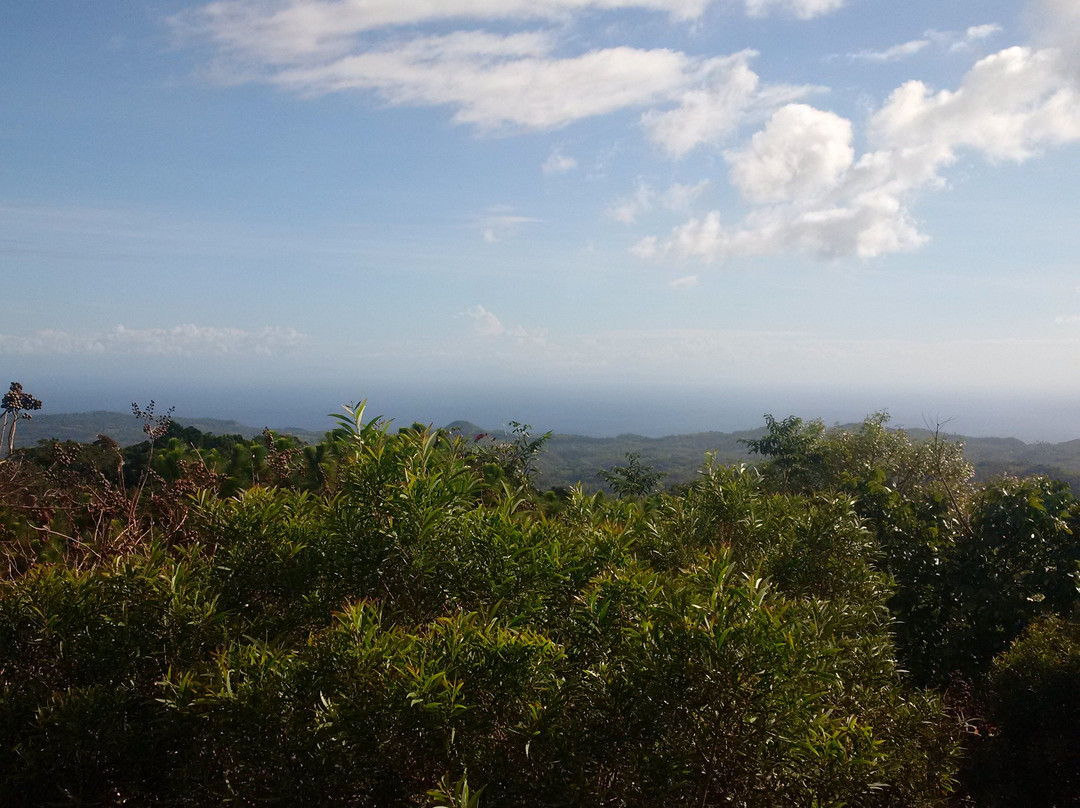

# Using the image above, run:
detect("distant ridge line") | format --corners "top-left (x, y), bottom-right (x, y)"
top-left (13, 411), bottom-right (1080, 494)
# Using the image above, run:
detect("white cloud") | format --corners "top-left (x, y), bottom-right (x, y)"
top-left (668, 274), bottom-right (699, 289)
top-left (661, 180), bottom-right (710, 210)
top-left (1029, 0), bottom-right (1080, 68)
top-left (744, 0), bottom-right (846, 20)
top-left (462, 305), bottom-right (547, 342)
top-left (607, 181), bottom-right (655, 223)
top-left (848, 39), bottom-right (930, 63)
top-left (925, 24), bottom-right (1003, 54)
top-left (542, 151), bottom-right (578, 174)
top-left (643, 24), bottom-right (1080, 263)
top-left (843, 24), bottom-right (1001, 63)
top-left (871, 46), bottom-right (1080, 163)
top-left (174, 0), bottom-right (844, 68)
top-left (630, 235), bottom-right (659, 258)
top-left (0, 325), bottom-right (306, 356)
top-left (474, 211), bottom-right (539, 241)
top-left (276, 35), bottom-right (720, 131)
top-left (641, 51), bottom-right (761, 156)
top-left (607, 179), bottom-right (710, 223)
top-left (173, 0), bottom-right (715, 64)
top-left (641, 50), bottom-right (815, 156)
top-left (728, 104), bottom-right (853, 204)
top-left (464, 305), bottom-right (506, 337)
top-left (179, 3), bottom-right (819, 137)
top-left (965, 24), bottom-right (1002, 42)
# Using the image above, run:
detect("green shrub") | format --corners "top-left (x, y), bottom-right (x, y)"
top-left (965, 617), bottom-right (1080, 807)
top-left (0, 412), bottom-right (965, 806)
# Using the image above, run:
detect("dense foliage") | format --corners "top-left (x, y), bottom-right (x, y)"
top-left (0, 401), bottom-right (1077, 806)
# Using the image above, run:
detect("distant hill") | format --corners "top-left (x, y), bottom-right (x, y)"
top-left (445, 420), bottom-right (759, 489)
top-left (13, 412), bottom-right (324, 449)
top-left (537, 429), bottom-right (761, 490)
top-left (535, 426), bottom-right (1080, 493)
top-left (14, 412), bottom-right (1080, 494)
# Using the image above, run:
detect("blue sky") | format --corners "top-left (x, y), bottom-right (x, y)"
top-left (3, 0), bottom-right (1080, 437)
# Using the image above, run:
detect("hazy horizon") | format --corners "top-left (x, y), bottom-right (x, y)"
top-left (24, 376), bottom-right (1080, 444)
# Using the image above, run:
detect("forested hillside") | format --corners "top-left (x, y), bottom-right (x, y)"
top-left (21, 412), bottom-right (1080, 494)
top-left (13, 411), bottom-right (324, 449)
top-left (1, 401), bottom-right (1078, 806)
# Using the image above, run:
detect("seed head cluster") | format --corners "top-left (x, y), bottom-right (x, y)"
top-left (132, 400), bottom-right (175, 441)
top-left (2, 382), bottom-right (43, 419)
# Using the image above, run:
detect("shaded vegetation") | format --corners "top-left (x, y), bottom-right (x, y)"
top-left (1, 396), bottom-right (1077, 806)
top-left (20, 411), bottom-right (1080, 495)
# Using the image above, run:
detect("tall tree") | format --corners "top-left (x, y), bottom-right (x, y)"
top-left (0, 382), bottom-right (42, 457)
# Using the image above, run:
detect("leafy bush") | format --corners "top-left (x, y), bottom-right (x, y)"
top-left (965, 617), bottom-right (1080, 807)
top-left (0, 408), bottom-right (974, 806)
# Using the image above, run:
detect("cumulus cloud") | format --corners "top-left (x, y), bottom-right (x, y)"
top-left (641, 50), bottom-right (815, 156)
top-left (1028, 0), bottom-right (1080, 75)
top-left (0, 325), bottom-right (306, 356)
top-left (871, 46), bottom-right (1080, 162)
top-left (642, 13), bottom-right (1080, 264)
top-left (727, 104), bottom-right (853, 204)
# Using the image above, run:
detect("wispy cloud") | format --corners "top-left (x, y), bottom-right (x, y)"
top-left (607, 179), bottom-right (710, 223)
top-left (744, 0), bottom-right (847, 20)
top-left (542, 151), bottom-right (578, 174)
top-left (172, 0), bottom-right (845, 68)
top-left (473, 210), bottom-right (540, 242)
top-left (669, 274), bottom-right (699, 289)
top-left (607, 182), bottom-right (656, 224)
top-left (842, 23), bottom-right (1002, 63)
top-left (847, 39), bottom-right (931, 63)
top-left (175, 3), bottom-right (825, 138)
top-left (172, 0), bottom-right (715, 65)
top-left (0, 325), bottom-right (306, 356)
top-left (926, 23), bottom-right (1004, 53)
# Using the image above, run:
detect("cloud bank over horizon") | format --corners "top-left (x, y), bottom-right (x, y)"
top-left (0, 326), bottom-right (306, 357)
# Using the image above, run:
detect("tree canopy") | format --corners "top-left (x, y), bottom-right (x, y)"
top-left (0, 403), bottom-right (1076, 806)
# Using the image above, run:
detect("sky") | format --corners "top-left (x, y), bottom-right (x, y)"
top-left (2, 0), bottom-right (1080, 439)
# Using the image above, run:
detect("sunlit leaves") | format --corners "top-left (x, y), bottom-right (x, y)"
top-left (0, 413), bottom-right (964, 806)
